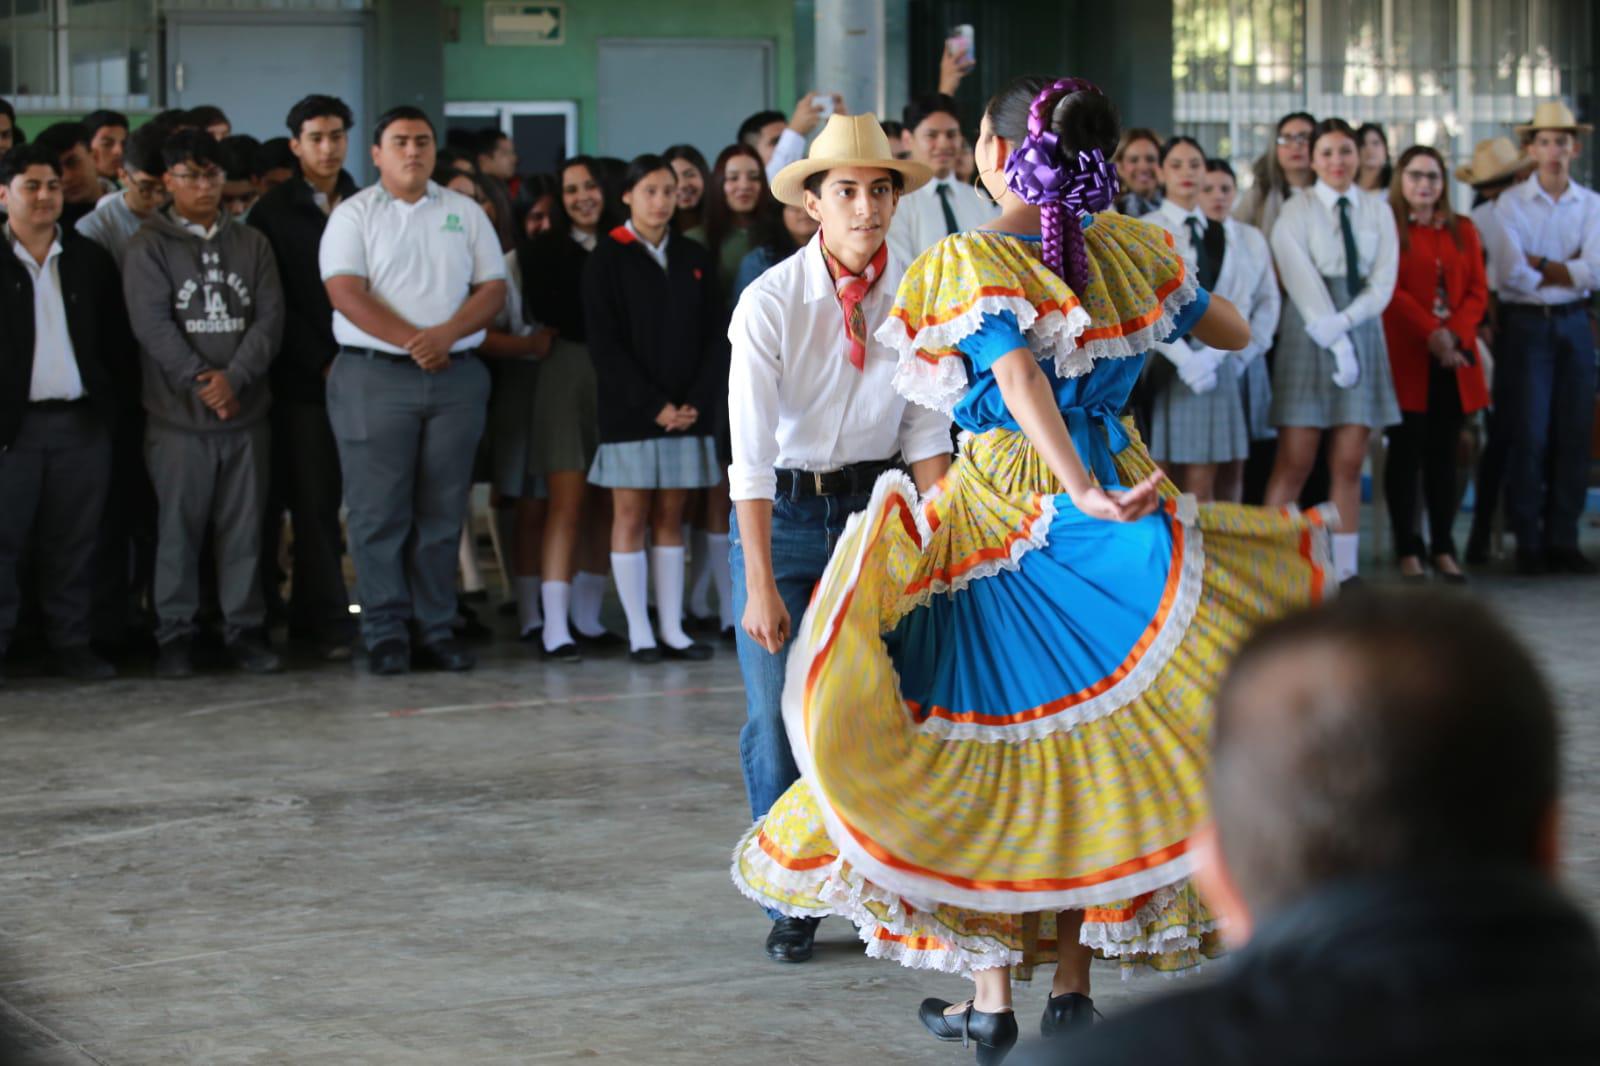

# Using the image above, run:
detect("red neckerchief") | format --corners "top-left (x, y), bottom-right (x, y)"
top-left (818, 238), bottom-right (888, 371)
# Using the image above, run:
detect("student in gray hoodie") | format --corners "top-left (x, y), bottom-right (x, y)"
top-left (123, 129), bottom-right (285, 678)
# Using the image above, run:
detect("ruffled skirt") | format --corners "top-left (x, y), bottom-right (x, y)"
top-left (731, 424), bottom-right (1334, 979)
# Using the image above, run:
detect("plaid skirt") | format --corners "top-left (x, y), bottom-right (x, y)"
top-left (1239, 350), bottom-right (1276, 442)
top-left (1269, 275), bottom-right (1401, 430)
top-left (588, 434), bottom-right (722, 490)
top-left (1150, 352), bottom-right (1250, 463)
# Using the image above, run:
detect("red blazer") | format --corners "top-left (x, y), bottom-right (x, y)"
top-left (1381, 217), bottom-right (1490, 414)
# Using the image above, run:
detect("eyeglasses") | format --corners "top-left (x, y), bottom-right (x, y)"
top-left (1276, 133), bottom-right (1311, 146)
top-left (168, 168), bottom-right (223, 187)
top-left (128, 178), bottom-right (164, 198)
top-left (1401, 170), bottom-right (1443, 183)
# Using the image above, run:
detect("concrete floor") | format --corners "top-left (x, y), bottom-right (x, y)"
top-left (1, 537), bottom-right (1598, 1065)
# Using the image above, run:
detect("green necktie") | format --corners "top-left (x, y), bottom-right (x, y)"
top-left (1337, 196), bottom-right (1363, 295)
top-left (936, 183), bottom-right (961, 236)
top-left (1185, 216), bottom-right (1220, 291)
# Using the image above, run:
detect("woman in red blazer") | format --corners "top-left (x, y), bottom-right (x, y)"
top-left (1381, 145), bottom-right (1490, 583)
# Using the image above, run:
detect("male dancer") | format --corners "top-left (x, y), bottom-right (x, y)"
top-left (727, 115), bottom-right (952, 963)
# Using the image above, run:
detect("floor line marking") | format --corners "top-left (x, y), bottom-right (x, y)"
top-left (381, 684), bottom-right (745, 719)
top-left (181, 693), bottom-right (303, 718)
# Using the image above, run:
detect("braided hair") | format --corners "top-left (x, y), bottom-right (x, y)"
top-left (984, 76), bottom-right (1121, 295)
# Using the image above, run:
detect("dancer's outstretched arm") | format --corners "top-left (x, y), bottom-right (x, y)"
top-left (1187, 293), bottom-right (1251, 350)
top-left (990, 350), bottom-right (1164, 523)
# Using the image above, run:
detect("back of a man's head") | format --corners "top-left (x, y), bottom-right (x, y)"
top-left (1210, 590), bottom-right (1558, 921)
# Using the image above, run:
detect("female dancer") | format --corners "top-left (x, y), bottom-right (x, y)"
top-left (1198, 159), bottom-right (1281, 503)
top-left (1147, 136), bottom-right (1254, 500)
top-left (584, 155), bottom-right (723, 662)
top-left (732, 76), bottom-right (1333, 1064)
top-left (1265, 118), bottom-right (1400, 585)
top-left (1381, 145), bottom-right (1488, 583)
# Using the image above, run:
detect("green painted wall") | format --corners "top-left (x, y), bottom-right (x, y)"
top-left (444, 0), bottom-right (797, 153)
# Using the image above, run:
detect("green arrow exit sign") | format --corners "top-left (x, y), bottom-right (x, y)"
top-left (486, 2), bottom-right (565, 46)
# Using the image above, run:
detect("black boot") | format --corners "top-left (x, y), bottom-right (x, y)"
top-left (918, 999), bottom-right (1018, 1066)
top-left (764, 916), bottom-right (820, 963)
top-left (1040, 991), bottom-right (1098, 1039)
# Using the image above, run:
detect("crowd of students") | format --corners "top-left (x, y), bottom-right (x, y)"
top-left (0, 71), bottom-right (1594, 685)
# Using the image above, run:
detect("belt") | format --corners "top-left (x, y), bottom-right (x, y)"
top-left (27, 397), bottom-right (89, 410)
top-left (339, 345), bottom-right (478, 363)
top-left (776, 458), bottom-right (902, 499)
top-left (1502, 299), bottom-right (1589, 319)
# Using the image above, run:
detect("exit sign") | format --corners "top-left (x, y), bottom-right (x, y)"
top-left (486, 2), bottom-right (565, 46)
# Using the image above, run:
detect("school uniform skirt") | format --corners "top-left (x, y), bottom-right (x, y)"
top-left (1150, 354), bottom-right (1250, 463)
top-left (588, 435), bottom-right (721, 490)
top-left (1269, 275), bottom-right (1401, 430)
top-left (531, 338), bottom-right (600, 475)
top-left (1239, 351), bottom-right (1275, 442)
top-left (489, 359), bottom-right (545, 499)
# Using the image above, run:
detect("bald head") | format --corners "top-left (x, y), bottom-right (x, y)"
top-left (1209, 591), bottom-right (1559, 920)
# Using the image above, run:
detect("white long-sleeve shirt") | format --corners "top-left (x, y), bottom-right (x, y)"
top-left (1488, 174), bottom-right (1600, 304)
top-left (727, 232), bottom-right (952, 501)
top-left (886, 175), bottom-right (999, 266)
top-left (1148, 201), bottom-right (1280, 369)
top-left (765, 128), bottom-right (807, 184)
top-left (1270, 179), bottom-right (1398, 328)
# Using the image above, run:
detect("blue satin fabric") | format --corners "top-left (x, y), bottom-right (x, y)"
top-left (885, 278), bottom-right (1210, 721)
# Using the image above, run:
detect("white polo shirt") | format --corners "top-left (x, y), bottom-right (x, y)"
top-left (10, 227), bottom-right (85, 402)
top-left (319, 180), bottom-right (505, 353)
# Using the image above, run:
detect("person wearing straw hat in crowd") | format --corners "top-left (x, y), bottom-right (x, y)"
top-left (725, 112), bottom-right (952, 965)
top-left (1482, 100), bottom-right (1600, 575)
top-left (1456, 137), bottom-right (1536, 564)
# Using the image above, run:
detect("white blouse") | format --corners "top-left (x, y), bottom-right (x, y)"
top-left (1270, 179), bottom-right (1398, 328)
top-left (1147, 202), bottom-right (1281, 369)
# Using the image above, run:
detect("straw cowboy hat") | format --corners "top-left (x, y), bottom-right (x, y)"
top-left (1514, 100), bottom-right (1593, 138)
top-left (1454, 137), bottom-right (1537, 186)
top-left (770, 113), bottom-right (932, 207)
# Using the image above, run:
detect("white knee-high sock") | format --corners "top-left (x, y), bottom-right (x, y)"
top-left (610, 551), bottom-right (655, 651)
top-left (651, 544), bottom-right (692, 649)
top-left (571, 570), bottom-right (609, 638)
top-left (706, 532), bottom-right (733, 629)
top-left (1333, 533), bottom-right (1360, 582)
top-left (687, 527), bottom-right (713, 617)
top-left (515, 575), bottom-right (543, 635)
top-left (540, 581), bottom-right (573, 651)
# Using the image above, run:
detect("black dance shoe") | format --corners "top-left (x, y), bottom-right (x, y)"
top-left (662, 640), bottom-right (713, 661)
top-left (540, 642), bottom-right (581, 663)
top-left (368, 640), bottom-right (410, 676)
top-left (764, 916), bottom-right (820, 963)
top-left (918, 999), bottom-right (1018, 1065)
top-left (1040, 991), bottom-right (1098, 1039)
top-left (413, 639), bottom-right (476, 672)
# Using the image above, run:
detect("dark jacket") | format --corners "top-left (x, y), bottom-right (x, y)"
top-left (123, 206), bottom-right (284, 433)
top-left (1020, 867), bottom-right (1600, 1066)
top-left (0, 227), bottom-right (135, 450)
top-left (582, 225), bottom-right (726, 444)
top-left (248, 171), bottom-right (361, 405)
top-left (517, 228), bottom-right (591, 343)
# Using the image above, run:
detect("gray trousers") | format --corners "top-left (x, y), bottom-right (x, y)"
top-left (326, 352), bottom-right (490, 649)
top-left (145, 421), bottom-right (270, 645)
top-left (0, 405), bottom-right (111, 653)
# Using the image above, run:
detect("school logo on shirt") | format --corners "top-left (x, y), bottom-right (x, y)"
top-left (442, 213), bottom-right (464, 234)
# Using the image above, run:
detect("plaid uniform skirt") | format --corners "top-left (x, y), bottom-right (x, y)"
top-left (588, 434), bottom-right (721, 490)
top-left (1239, 350), bottom-right (1276, 442)
top-left (489, 359), bottom-right (546, 499)
top-left (1269, 275), bottom-right (1401, 430)
top-left (1150, 352), bottom-right (1250, 464)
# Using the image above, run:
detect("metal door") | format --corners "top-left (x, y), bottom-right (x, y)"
top-left (597, 38), bottom-right (773, 161)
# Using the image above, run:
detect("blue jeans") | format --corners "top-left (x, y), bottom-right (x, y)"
top-left (1500, 308), bottom-right (1599, 552)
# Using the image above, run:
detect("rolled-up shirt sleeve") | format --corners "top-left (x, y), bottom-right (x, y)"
top-left (898, 398), bottom-right (953, 465)
top-left (1492, 196), bottom-right (1544, 299)
top-left (1565, 201), bottom-right (1600, 292)
top-left (727, 289), bottom-right (785, 501)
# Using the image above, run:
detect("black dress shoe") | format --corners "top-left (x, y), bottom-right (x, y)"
top-left (155, 638), bottom-right (195, 680)
top-left (629, 646), bottom-right (662, 664)
top-left (55, 646), bottom-right (116, 681)
top-left (765, 916), bottom-right (821, 963)
top-left (226, 633), bottom-right (283, 674)
top-left (661, 640), bottom-right (713, 661)
top-left (540, 641), bottom-right (581, 663)
top-left (1040, 992), bottom-right (1098, 1039)
top-left (414, 639), bottom-right (476, 671)
top-left (918, 999), bottom-right (1019, 1065)
top-left (574, 628), bottom-right (626, 650)
top-left (1430, 556), bottom-right (1469, 585)
top-left (1547, 547), bottom-right (1598, 575)
top-left (369, 639), bottom-right (410, 676)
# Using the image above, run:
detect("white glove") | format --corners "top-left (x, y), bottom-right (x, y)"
top-left (1329, 336), bottom-right (1361, 389)
top-left (1306, 311), bottom-right (1351, 350)
top-left (1179, 346), bottom-right (1223, 394)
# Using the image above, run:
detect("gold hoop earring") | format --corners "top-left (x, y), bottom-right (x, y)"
top-left (974, 168), bottom-right (997, 205)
